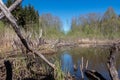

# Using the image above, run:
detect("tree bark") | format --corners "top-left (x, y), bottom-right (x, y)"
top-left (0, 0), bottom-right (22, 20)
top-left (107, 44), bottom-right (119, 80)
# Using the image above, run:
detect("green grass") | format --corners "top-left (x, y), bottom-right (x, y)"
top-left (54, 60), bottom-right (65, 80)
top-left (0, 21), bottom-right (5, 37)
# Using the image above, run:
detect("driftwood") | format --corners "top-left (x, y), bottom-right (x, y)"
top-left (107, 43), bottom-right (119, 80)
top-left (0, 0), bottom-right (55, 69)
top-left (85, 70), bottom-right (106, 80)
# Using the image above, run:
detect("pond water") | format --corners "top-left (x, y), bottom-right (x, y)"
top-left (56, 46), bottom-right (120, 80)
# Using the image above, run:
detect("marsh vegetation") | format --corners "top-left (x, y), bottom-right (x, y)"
top-left (0, 0), bottom-right (120, 80)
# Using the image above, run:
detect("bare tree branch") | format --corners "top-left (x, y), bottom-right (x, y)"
top-left (0, 0), bottom-right (22, 20)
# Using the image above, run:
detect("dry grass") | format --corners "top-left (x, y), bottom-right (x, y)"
top-left (0, 26), bottom-right (17, 53)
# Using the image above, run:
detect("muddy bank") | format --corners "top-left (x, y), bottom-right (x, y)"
top-left (49, 38), bottom-right (115, 48)
top-left (0, 38), bottom-right (116, 55)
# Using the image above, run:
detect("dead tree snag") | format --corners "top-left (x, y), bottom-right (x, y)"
top-left (107, 43), bottom-right (119, 80)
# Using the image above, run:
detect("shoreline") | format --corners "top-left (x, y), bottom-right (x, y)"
top-left (55, 38), bottom-right (115, 48)
top-left (0, 38), bottom-right (118, 55)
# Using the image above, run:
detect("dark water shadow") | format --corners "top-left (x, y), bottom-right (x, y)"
top-left (22, 78), bottom-right (37, 80)
top-left (22, 74), bottom-right (55, 80)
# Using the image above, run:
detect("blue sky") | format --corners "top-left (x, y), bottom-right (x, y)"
top-left (22, 0), bottom-right (120, 32)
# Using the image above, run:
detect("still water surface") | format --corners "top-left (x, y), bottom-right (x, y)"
top-left (56, 46), bottom-right (120, 80)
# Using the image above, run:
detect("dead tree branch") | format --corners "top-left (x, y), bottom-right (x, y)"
top-left (0, 0), bottom-right (22, 20)
top-left (107, 43), bottom-right (119, 80)
top-left (0, 0), bottom-right (55, 69)
top-left (80, 57), bottom-right (84, 80)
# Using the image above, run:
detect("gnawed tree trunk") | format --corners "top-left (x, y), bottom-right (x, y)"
top-left (107, 43), bottom-right (119, 80)
top-left (0, 0), bottom-right (55, 69)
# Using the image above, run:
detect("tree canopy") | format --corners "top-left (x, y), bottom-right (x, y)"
top-left (69, 7), bottom-right (120, 39)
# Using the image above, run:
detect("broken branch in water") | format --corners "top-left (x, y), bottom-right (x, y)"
top-left (80, 57), bottom-right (84, 79)
top-left (85, 70), bottom-right (106, 80)
top-left (81, 56), bottom-right (106, 80)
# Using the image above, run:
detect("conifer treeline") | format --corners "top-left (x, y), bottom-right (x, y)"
top-left (4, 0), bottom-right (39, 28)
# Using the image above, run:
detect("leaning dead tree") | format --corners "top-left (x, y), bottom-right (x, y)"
top-left (107, 43), bottom-right (119, 80)
top-left (0, 0), bottom-right (55, 69)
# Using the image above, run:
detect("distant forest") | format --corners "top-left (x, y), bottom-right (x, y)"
top-left (2, 0), bottom-right (120, 39)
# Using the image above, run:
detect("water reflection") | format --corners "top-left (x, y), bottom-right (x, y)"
top-left (59, 47), bottom-right (120, 80)
top-left (61, 52), bottom-right (81, 79)
top-left (61, 52), bottom-right (74, 74)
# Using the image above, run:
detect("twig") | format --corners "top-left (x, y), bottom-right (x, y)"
top-left (85, 60), bottom-right (88, 69)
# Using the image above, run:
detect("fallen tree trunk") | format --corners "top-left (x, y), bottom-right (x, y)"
top-left (0, 0), bottom-right (55, 69)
